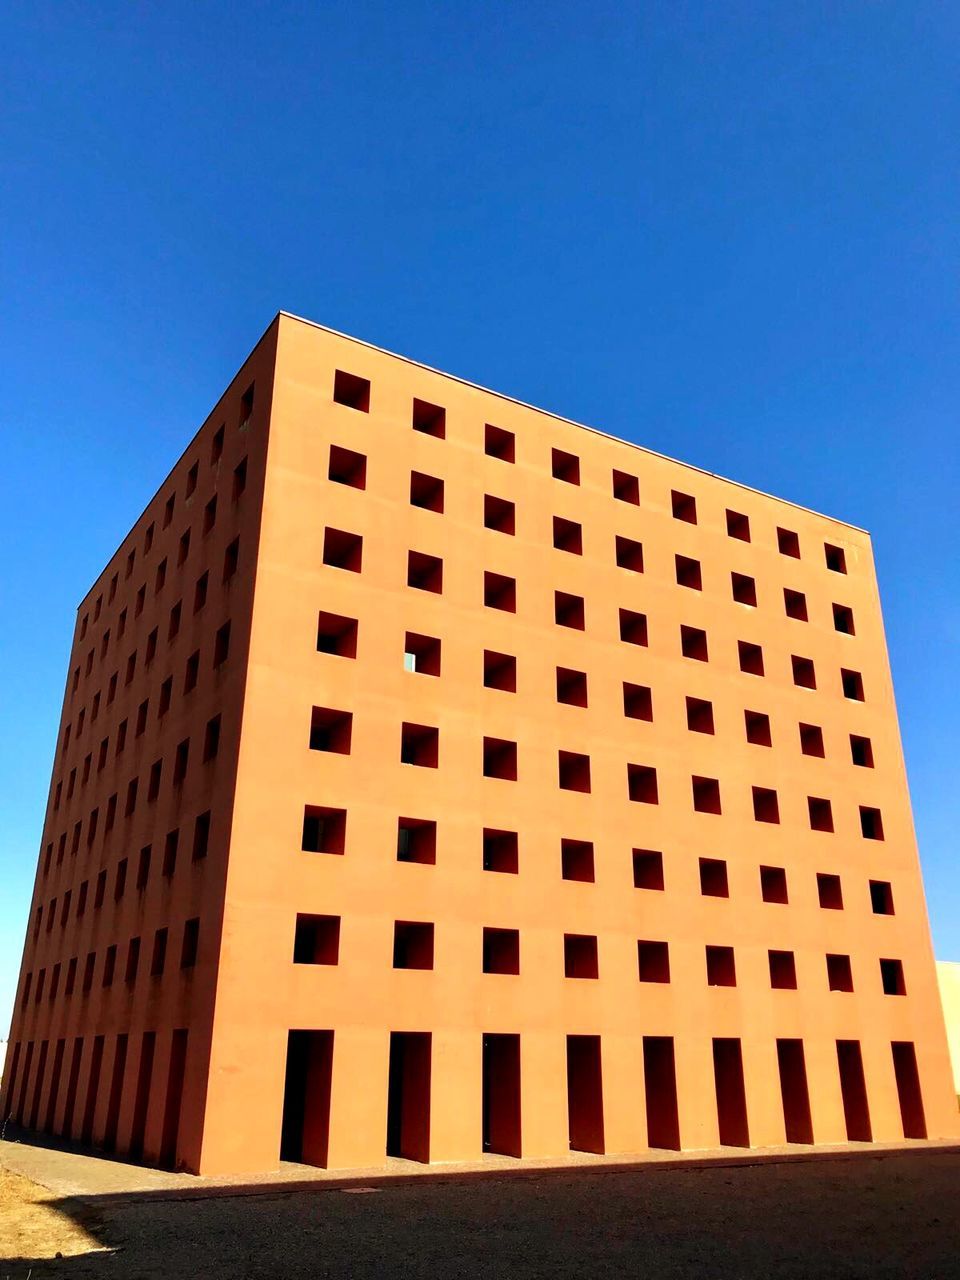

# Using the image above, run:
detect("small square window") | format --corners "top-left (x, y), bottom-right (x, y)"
top-left (483, 736), bottom-right (518, 781)
top-left (125, 938), bottom-right (140, 985)
top-left (627, 763), bottom-right (659, 804)
top-left (699, 858), bottom-right (728, 898)
top-left (410, 471), bottom-right (445, 512)
top-left (706, 945), bottom-right (736, 987)
top-left (173, 738), bottom-right (190, 785)
top-left (633, 849), bottom-right (664, 891)
top-left (616, 536), bottom-right (644, 573)
top-left (827, 953), bottom-right (854, 992)
top-left (485, 424), bottom-right (515, 461)
top-left (412, 398), bottom-right (445, 437)
top-left (686, 697), bottom-right (715, 735)
top-left (817, 873), bottom-right (843, 910)
top-left (483, 649), bottom-right (516, 691)
top-left (619, 608), bottom-right (648, 646)
top-left (555, 591), bottom-right (585, 630)
top-left (731, 572), bottom-right (757, 607)
top-left (192, 811), bottom-right (211, 861)
top-left (692, 775), bottom-right (722, 814)
top-left (483, 928), bottom-right (520, 975)
top-left (769, 950), bottom-right (797, 990)
top-left (239, 384), bottom-right (254, 428)
top-left (637, 940), bottom-right (670, 983)
top-left (211, 424), bottom-right (225, 464)
top-left (556, 667), bottom-right (588, 707)
top-left (833, 603), bottom-right (855, 635)
top-left (150, 929), bottom-right (167, 977)
top-left (163, 493), bottom-right (175, 529)
top-left (558, 750), bottom-right (591, 793)
top-left (333, 369), bottom-right (370, 411)
top-left (675, 554), bottom-right (701, 590)
top-left (483, 828), bottom-right (518, 874)
top-left (294, 914), bottom-right (341, 965)
top-left (180, 918), bottom-right (200, 970)
top-left (738, 641), bottom-right (764, 677)
top-left (681, 625), bottom-right (708, 662)
top-left (760, 865), bottom-right (788, 904)
top-left (323, 528), bottom-right (363, 573)
top-left (309, 707), bottom-right (353, 754)
top-left (777, 527), bottom-right (800, 558)
top-left (870, 880), bottom-right (895, 915)
top-left (553, 516), bottom-right (583, 554)
top-left (726, 510), bottom-right (750, 541)
top-left (408, 551), bottom-right (444, 593)
top-left (808, 796), bottom-right (834, 832)
top-left (202, 498), bottom-right (217, 536)
top-left (880, 958), bottom-right (905, 996)
top-left (203, 714), bottom-right (222, 763)
top-left (564, 933), bottom-right (598, 979)
top-left (850, 735), bottom-right (874, 768)
top-left (613, 469), bottom-right (640, 504)
top-left (745, 710), bottom-right (772, 747)
top-left (753, 786), bottom-right (780, 824)
top-left (825, 543), bottom-right (847, 574)
top-left (317, 611), bottom-right (359, 658)
top-left (484, 570), bottom-right (516, 611)
top-left (404, 631), bottom-right (441, 676)
top-left (184, 650), bottom-right (200, 693)
top-left (623, 682), bottom-right (653, 721)
top-left (185, 461), bottom-right (199, 498)
top-left (162, 830), bottom-right (179, 877)
top-left (233, 457), bottom-right (248, 501)
top-left (393, 921), bottom-right (434, 969)
top-left (552, 448), bottom-right (580, 484)
top-left (329, 445), bottom-right (367, 489)
top-left (193, 571), bottom-right (209, 614)
top-left (671, 490), bottom-right (697, 523)
top-left (561, 839), bottom-right (595, 883)
top-left (213, 621), bottom-right (231, 668)
top-left (177, 530), bottom-right (190, 567)
top-left (860, 806), bottom-right (884, 840)
top-left (484, 494), bottom-right (515, 534)
top-left (302, 806), bottom-right (346, 855)
top-left (147, 758), bottom-right (162, 802)
top-left (784, 589), bottom-right (808, 621)
top-left (792, 655), bottom-right (816, 689)
top-left (841, 669), bottom-right (864, 701)
top-left (397, 817), bottom-right (437, 865)
top-left (400, 722), bottom-right (439, 768)
top-left (799, 723), bottom-right (825, 757)
top-left (169, 600), bottom-right (183, 639)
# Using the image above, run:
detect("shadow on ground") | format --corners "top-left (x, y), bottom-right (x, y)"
top-left (3, 1145), bottom-right (959, 1279)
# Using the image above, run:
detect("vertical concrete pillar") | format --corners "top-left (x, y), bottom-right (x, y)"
top-left (520, 1032), bottom-right (568, 1158)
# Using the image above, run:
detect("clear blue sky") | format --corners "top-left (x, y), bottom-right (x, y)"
top-left (2, 1), bottom-right (958, 1035)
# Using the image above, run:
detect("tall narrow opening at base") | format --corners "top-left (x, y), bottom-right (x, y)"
top-left (61, 1038), bottom-right (84, 1139)
top-left (482, 1033), bottom-right (521, 1157)
top-left (643, 1036), bottom-right (680, 1150)
top-left (80, 1036), bottom-right (104, 1146)
top-left (566, 1034), bottom-right (604, 1154)
top-left (28, 1040), bottom-right (49, 1131)
top-left (128, 1032), bottom-right (156, 1160)
top-left (103, 1034), bottom-right (128, 1152)
top-left (44, 1040), bottom-right (66, 1135)
top-left (14, 1042), bottom-right (34, 1125)
top-left (386, 1032), bottom-right (431, 1162)
top-left (836, 1040), bottom-right (872, 1141)
top-left (280, 1030), bottom-right (334, 1166)
top-left (159, 1029), bottom-right (188, 1170)
top-left (776, 1039), bottom-right (813, 1143)
top-left (891, 1042), bottom-right (926, 1139)
top-left (713, 1038), bottom-right (750, 1147)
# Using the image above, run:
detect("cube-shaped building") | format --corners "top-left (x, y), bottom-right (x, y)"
top-left (3, 312), bottom-right (957, 1174)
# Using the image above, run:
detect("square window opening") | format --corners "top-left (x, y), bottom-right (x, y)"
top-left (633, 849), bottom-right (664, 891)
top-left (675, 554), bottom-right (701, 590)
top-left (628, 763), bottom-right (659, 804)
top-left (553, 516), bottom-right (583, 554)
top-left (323, 528), bottom-right (363, 573)
top-left (302, 806), bottom-right (347, 856)
top-left (317, 611), bottom-right (359, 658)
top-left (410, 470), bottom-right (444, 512)
top-left (329, 445), bottom-right (367, 489)
top-left (706, 945), bottom-right (736, 987)
top-left (671, 490), bottom-right (697, 523)
top-left (552, 448), bottom-right (580, 484)
top-left (555, 591), bottom-right (585, 630)
top-left (556, 667), bottom-right (588, 707)
top-left (484, 494), bottom-right (515, 534)
top-left (483, 649), bottom-right (516, 691)
top-left (412, 398), bottom-right (445, 437)
top-left (638, 940), bottom-right (670, 983)
top-left (397, 818), bottom-right (437, 865)
top-left (408, 551), bottom-right (443, 593)
top-left (309, 707), bottom-right (353, 754)
top-left (484, 571), bottom-right (515, 612)
top-left (293, 914), bottom-right (340, 965)
top-left (483, 828), bottom-right (518, 874)
top-left (400, 722), bottom-right (439, 768)
top-left (333, 370), bottom-right (370, 411)
top-left (760, 865), bottom-right (788, 904)
top-left (686, 696), bottom-right (715, 735)
top-left (613, 469), bottom-right (640, 504)
top-left (564, 933), bottom-right (598, 979)
top-left (561, 838), bottom-right (595, 883)
top-left (485, 423), bottom-right (515, 461)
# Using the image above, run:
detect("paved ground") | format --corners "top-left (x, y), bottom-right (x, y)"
top-left (2, 1141), bottom-right (959, 1278)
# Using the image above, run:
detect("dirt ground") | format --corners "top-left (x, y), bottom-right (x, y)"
top-left (2, 1147), bottom-right (960, 1278)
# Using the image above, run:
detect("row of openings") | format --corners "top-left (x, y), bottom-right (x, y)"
top-left (281, 1029), bottom-right (923, 1167)
top-left (21, 917), bottom-right (201, 1011)
top-left (320, 533), bottom-right (865, 696)
top-left (306, 711), bottom-right (885, 834)
top-left (4, 1027), bottom-right (190, 1170)
top-left (34, 811), bottom-right (211, 951)
top-left (330, 369), bottom-right (849, 574)
top-left (301, 812), bottom-right (895, 913)
top-left (78, 378), bottom-right (253, 642)
top-left (292, 914), bottom-right (907, 994)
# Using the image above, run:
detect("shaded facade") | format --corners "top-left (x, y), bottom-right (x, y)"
top-left (3, 312), bottom-right (957, 1174)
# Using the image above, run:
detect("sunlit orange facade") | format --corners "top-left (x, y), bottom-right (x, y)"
top-left (3, 312), bottom-right (957, 1175)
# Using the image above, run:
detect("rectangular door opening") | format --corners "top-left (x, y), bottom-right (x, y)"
top-left (103, 1034), bottom-right (128, 1152)
top-left (776, 1039), bottom-right (813, 1143)
top-left (891, 1042), bottom-right (926, 1139)
top-left (159, 1029), bottom-right (189, 1170)
top-left (386, 1032), bottom-right (431, 1162)
top-left (836, 1040), bottom-right (872, 1141)
top-left (280, 1030), bottom-right (334, 1166)
top-left (80, 1036), bottom-right (104, 1146)
top-left (713, 1038), bottom-right (750, 1147)
top-left (566, 1034), bottom-right (604, 1154)
top-left (482, 1033), bottom-right (521, 1157)
top-left (643, 1036), bottom-right (680, 1150)
top-left (128, 1031), bottom-right (156, 1160)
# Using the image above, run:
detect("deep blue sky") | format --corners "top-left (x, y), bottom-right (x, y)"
top-left (2, 1), bottom-right (958, 1034)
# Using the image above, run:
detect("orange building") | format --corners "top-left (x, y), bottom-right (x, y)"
top-left (3, 312), bottom-right (958, 1175)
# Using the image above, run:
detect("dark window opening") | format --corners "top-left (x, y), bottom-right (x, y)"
top-left (329, 444), bottom-right (367, 489)
top-left (484, 571), bottom-right (515, 611)
top-left (817, 873), bottom-right (843, 910)
top-left (760, 865), bottom-right (788, 904)
top-left (693, 775), bottom-right (722, 814)
top-left (558, 751), bottom-right (591, 793)
top-left (699, 858), bottom-right (729, 898)
top-left (397, 818), bottom-right (437, 865)
top-left (412, 398), bottom-right (445, 437)
top-left (675, 554), bottom-right (701, 589)
top-left (681, 625), bottom-right (708, 661)
top-left (561, 839), bottom-right (595, 883)
top-left (706, 945), bottom-right (736, 987)
top-left (333, 370), bottom-right (370, 411)
top-left (564, 934), bottom-right (599, 979)
top-left (309, 707), bottom-right (353, 754)
top-left (638, 940), bottom-right (670, 983)
top-left (293, 914), bottom-right (340, 965)
top-left (556, 667), bottom-right (588, 707)
top-left (324, 528), bottom-right (363, 573)
top-left (400, 722), bottom-right (439, 768)
top-left (404, 631), bottom-right (441, 675)
top-left (619, 608), bottom-right (647, 645)
top-left (317, 612), bottom-right (359, 658)
top-left (483, 649), bottom-right (516, 691)
top-left (482, 928), bottom-right (520, 975)
top-left (555, 591), bottom-right (585, 630)
top-left (483, 828), bottom-right (518, 874)
top-left (484, 494), bottom-right (515, 534)
top-left (616, 536), bottom-right (644, 573)
top-left (410, 470), bottom-right (445, 512)
top-left (552, 448), bottom-right (580, 484)
top-left (745, 710), bottom-right (772, 746)
top-left (553, 516), bottom-right (583, 554)
top-left (485, 424), bottom-right (515, 461)
top-left (393, 921), bottom-right (434, 969)
top-left (686, 697), bottom-right (715, 734)
top-left (302, 806), bottom-right (346, 856)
